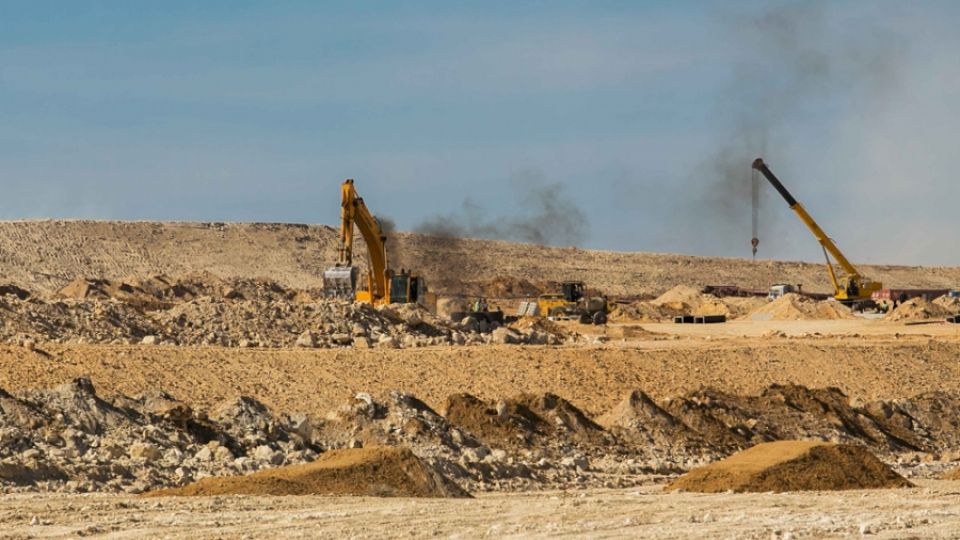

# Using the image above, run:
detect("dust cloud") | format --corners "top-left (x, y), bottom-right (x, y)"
top-left (695, 1), bottom-right (904, 256)
top-left (416, 171), bottom-right (588, 247)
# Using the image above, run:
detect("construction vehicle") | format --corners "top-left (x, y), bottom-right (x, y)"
top-left (537, 281), bottom-right (608, 325)
top-left (449, 297), bottom-right (506, 325)
top-left (767, 283), bottom-right (798, 300)
top-left (752, 158), bottom-right (882, 306)
top-left (323, 179), bottom-right (427, 306)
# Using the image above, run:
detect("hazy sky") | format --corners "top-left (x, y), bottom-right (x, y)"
top-left (2, 1), bottom-right (958, 265)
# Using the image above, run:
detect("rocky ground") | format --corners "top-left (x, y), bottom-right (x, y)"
top-left (0, 275), bottom-right (572, 349)
top-left (1, 221), bottom-right (959, 537)
top-left (3, 374), bottom-right (960, 496)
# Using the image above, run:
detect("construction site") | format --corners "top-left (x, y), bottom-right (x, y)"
top-left (4, 2), bottom-right (960, 539)
top-left (0, 192), bottom-right (959, 537)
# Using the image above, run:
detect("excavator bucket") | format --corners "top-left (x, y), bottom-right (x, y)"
top-left (323, 265), bottom-right (360, 300)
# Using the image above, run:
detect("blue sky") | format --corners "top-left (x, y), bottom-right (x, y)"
top-left (2, 1), bottom-right (958, 265)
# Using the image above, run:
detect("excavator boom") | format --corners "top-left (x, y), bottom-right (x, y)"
top-left (323, 179), bottom-right (427, 307)
top-left (751, 158), bottom-right (881, 303)
top-left (323, 179), bottom-right (389, 303)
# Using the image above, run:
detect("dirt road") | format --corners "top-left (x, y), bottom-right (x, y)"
top-left (4, 481), bottom-right (960, 539)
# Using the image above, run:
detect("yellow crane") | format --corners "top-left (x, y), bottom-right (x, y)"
top-left (323, 179), bottom-right (426, 306)
top-left (752, 158), bottom-right (882, 305)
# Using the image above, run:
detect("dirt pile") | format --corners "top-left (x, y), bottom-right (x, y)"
top-left (314, 391), bottom-right (613, 491)
top-left (598, 390), bottom-right (706, 451)
top-left (612, 287), bottom-right (766, 322)
top-left (933, 295), bottom-right (960, 310)
top-left (603, 324), bottom-right (662, 340)
top-left (443, 393), bottom-right (605, 450)
top-left (888, 297), bottom-right (957, 322)
top-left (610, 301), bottom-right (678, 322)
top-left (652, 285), bottom-right (704, 306)
top-left (57, 277), bottom-right (175, 311)
top-left (5, 379), bottom-right (960, 496)
top-left (313, 391), bottom-right (521, 489)
top-left (0, 275), bottom-right (570, 348)
top-left (667, 441), bottom-right (912, 493)
top-left (746, 293), bottom-right (854, 321)
top-left (323, 386), bottom-right (960, 489)
top-left (508, 317), bottom-right (569, 337)
top-left (148, 447), bottom-right (470, 498)
top-left (602, 384), bottom-right (960, 458)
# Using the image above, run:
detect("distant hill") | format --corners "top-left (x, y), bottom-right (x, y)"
top-left (0, 220), bottom-right (956, 296)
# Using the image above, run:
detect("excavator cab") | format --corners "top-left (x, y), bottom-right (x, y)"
top-left (389, 270), bottom-right (426, 304)
top-left (561, 281), bottom-right (585, 302)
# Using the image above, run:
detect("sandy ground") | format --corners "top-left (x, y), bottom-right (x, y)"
top-left (637, 318), bottom-right (960, 338)
top-left (2, 481), bottom-right (960, 539)
top-left (4, 317), bottom-right (960, 538)
top-left (3, 325), bottom-right (960, 418)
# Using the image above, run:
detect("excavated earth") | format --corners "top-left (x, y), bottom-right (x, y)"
top-left (2, 221), bottom-right (960, 537)
top-left (666, 441), bottom-right (912, 493)
top-left (4, 374), bottom-right (960, 497)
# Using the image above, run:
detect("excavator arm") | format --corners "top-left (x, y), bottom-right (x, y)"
top-left (751, 158), bottom-right (881, 303)
top-left (325, 179), bottom-right (389, 303)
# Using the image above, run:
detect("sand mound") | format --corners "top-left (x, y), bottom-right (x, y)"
top-left (147, 447), bottom-right (470, 498)
top-left (651, 285), bottom-right (730, 315)
top-left (614, 286), bottom-right (766, 322)
top-left (933, 295), bottom-right (960, 310)
top-left (604, 324), bottom-right (660, 340)
top-left (610, 301), bottom-right (676, 322)
top-left (666, 441), bottom-right (911, 493)
top-left (653, 285), bottom-right (703, 306)
top-left (509, 316), bottom-right (568, 336)
top-left (746, 293), bottom-right (853, 321)
top-left (887, 297), bottom-right (956, 322)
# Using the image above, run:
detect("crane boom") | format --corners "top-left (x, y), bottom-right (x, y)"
top-left (751, 158), bottom-right (881, 303)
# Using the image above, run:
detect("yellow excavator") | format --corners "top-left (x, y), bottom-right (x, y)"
top-left (323, 179), bottom-right (427, 306)
top-left (752, 158), bottom-right (882, 305)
